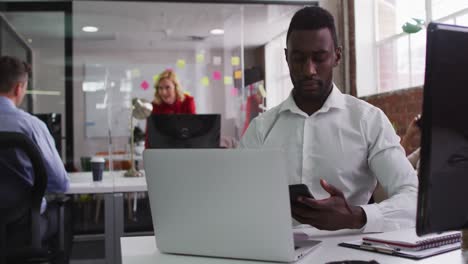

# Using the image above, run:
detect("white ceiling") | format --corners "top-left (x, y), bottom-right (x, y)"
top-left (4, 1), bottom-right (304, 52)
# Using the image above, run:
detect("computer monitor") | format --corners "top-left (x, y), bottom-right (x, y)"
top-left (34, 113), bottom-right (62, 158)
top-left (417, 22), bottom-right (468, 236)
top-left (146, 114), bottom-right (221, 149)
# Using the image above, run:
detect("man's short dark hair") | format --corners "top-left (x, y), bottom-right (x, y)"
top-left (0, 56), bottom-right (31, 93)
top-left (286, 6), bottom-right (339, 48)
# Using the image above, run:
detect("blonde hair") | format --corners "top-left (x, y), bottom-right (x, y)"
top-left (153, 69), bottom-right (185, 105)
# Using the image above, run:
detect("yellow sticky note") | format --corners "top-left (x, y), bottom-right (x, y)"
top-left (234, 70), bottom-right (242, 79)
top-left (231, 56), bottom-right (240, 66)
top-left (196, 53), bottom-right (205, 63)
top-left (224, 76), bottom-right (233, 85)
top-left (177, 59), bottom-right (186, 69)
top-left (152, 74), bottom-right (160, 83)
top-left (258, 83), bottom-right (266, 97)
top-left (201, 76), bottom-right (210, 87)
top-left (131, 69), bottom-right (141, 78)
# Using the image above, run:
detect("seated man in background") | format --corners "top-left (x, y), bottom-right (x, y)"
top-left (400, 114), bottom-right (422, 170)
top-left (240, 6), bottom-right (418, 233)
top-left (0, 56), bottom-right (71, 261)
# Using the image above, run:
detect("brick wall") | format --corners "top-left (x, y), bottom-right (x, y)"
top-left (360, 87), bottom-right (423, 154)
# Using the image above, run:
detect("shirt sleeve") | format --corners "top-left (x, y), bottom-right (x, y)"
top-left (407, 148), bottom-right (421, 169)
top-left (359, 108), bottom-right (418, 233)
top-left (31, 118), bottom-right (69, 193)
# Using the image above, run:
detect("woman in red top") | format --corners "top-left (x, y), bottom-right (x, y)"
top-left (152, 69), bottom-right (196, 114)
top-left (145, 69), bottom-right (196, 147)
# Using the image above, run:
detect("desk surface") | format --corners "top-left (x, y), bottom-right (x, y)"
top-left (67, 170), bottom-right (147, 194)
top-left (120, 229), bottom-right (467, 264)
top-left (95, 154), bottom-right (143, 161)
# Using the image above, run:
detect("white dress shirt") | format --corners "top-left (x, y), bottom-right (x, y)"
top-left (239, 85), bottom-right (418, 233)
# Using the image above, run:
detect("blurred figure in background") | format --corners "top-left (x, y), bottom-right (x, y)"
top-left (145, 69), bottom-right (196, 148)
top-left (151, 69), bottom-right (196, 115)
top-left (401, 114), bottom-right (422, 170)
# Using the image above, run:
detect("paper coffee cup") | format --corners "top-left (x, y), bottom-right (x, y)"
top-left (91, 156), bottom-right (105, 181)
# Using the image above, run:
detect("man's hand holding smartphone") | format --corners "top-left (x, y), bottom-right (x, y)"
top-left (289, 184), bottom-right (314, 208)
top-left (289, 180), bottom-right (367, 230)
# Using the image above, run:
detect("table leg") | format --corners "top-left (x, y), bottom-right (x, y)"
top-left (114, 193), bottom-right (124, 264)
top-left (104, 193), bottom-right (115, 264)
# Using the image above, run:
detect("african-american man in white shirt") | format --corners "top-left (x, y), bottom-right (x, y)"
top-left (239, 6), bottom-right (417, 233)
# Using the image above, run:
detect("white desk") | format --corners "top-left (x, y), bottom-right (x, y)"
top-left (96, 154), bottom-right (143, 162)
top-left (66, 171), bottom-right (114, 194)
top-left (120, 229), bottom-right (467, 264)
top-left (67, 171), bottom-right (148, 264)
top-left (67, 171), bottom-right (147, 194)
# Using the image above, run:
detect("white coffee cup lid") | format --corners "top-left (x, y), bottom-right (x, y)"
top-left (91, 156), bottom-right (105, 163)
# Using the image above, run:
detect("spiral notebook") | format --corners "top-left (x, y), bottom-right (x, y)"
top-left (362, 229), bottom-right (461, 251)
top-left (339, 229), bottom-right (461, 260)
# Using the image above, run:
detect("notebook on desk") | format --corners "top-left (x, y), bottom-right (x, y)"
top-left (339, 229), bottom-right (461, 260)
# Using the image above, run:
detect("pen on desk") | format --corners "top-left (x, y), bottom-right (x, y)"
top-left (362, 242), bottom-right (401, 251)
top-left (360, 244), bottom-right (396, 254)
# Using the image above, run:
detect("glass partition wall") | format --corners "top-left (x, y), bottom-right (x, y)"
top-left (73, 1), bottom-right (306, 163)
top-left (73, 3), bottom-right (306, 262)
top-left (0, 3), bottom-right (71, 163)
top-left (0, 1), bottom-right (311, 263)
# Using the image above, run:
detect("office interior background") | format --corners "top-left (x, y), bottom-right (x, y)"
top-left (1, 0), bottom-right (467, 263)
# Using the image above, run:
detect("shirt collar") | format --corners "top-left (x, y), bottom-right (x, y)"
top-left (279, 84), bottom-right (345, 116)
top-left (0, 96), bottom-right (16, 111)
top-left (321, 84), bottom-right (346, 111)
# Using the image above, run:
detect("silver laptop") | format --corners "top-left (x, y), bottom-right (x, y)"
top-left (143, 149), bottom-right (320, 262)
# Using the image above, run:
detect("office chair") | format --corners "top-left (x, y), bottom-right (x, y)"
top-left (0, 131), bottom-right (67, 264)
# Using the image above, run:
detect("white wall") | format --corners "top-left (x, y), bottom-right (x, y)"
top-left (354, 0), bottom-right (377, 97)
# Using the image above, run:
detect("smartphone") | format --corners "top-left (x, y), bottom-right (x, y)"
top-left (289, 184), bottom-right (314, 207)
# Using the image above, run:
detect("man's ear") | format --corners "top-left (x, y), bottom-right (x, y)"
top-left (334, 46), bottom-right (342, 67)
top-left (284, 48), bottom-right (288, 63)
top-left (12, 82), bottom-right (22, 97)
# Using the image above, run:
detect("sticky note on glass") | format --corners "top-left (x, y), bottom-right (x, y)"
top-left (258, 83), bottom-right (266, 97)
top-left (152, 74), bottom-right (160, 83)
top-left (234, 70), bottom-right (242, 79)
top-left (230, 87), bottom-right (239, 97)
top-left (140, 80), bottom-right (149, 90)
top-left (196, 53), bottom-right (205, 63)
top-left (177, 59), bottom-right (186, 69)
top-left (201, 76), bottom-right (210, 87)
top-left (224, 76), bottom-right (233, 85)
top-left (231, 56), bottom-right (240, 66)
top-left (212, 71), bottom-right (222, 81)
top-left (213, 56), bottom-right (222, 66)
top-left (131, 69), bottom-right (141, 78)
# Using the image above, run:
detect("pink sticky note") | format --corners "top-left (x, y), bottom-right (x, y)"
top-left (140, 80), bottom-right (149, 90)
top-left (212, 71), bottom-right (222, 81)
top-left (230, 87), bottom-right (238, 97)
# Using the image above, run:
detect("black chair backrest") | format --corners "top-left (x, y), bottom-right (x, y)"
top-left (0, 131), bottom-right (48, 260)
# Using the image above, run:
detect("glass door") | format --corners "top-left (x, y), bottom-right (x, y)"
top-left (0, 1), bottom-right (73, 168)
